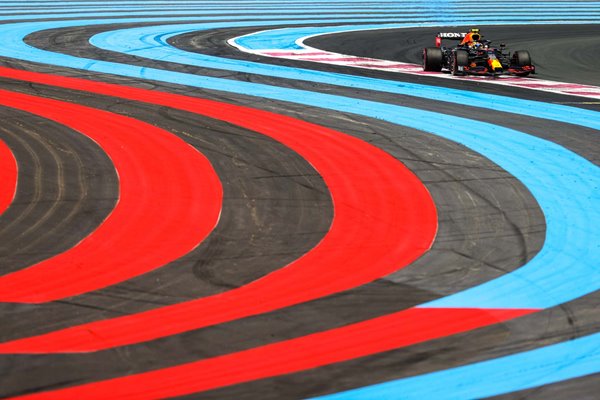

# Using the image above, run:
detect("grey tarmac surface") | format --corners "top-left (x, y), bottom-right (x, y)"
top-left (306, 24), bottom-right (600, 87)
top-left (0, 20), bottom-right (598, 399)
top-left (0, 107), bottom-right (117, 274)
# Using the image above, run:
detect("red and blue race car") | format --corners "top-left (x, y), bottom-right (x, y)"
top-left (422, 28), bottom-right (535, 77)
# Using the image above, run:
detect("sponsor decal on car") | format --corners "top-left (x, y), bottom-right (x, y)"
top-left (437, 32), bottom-right (467, 39)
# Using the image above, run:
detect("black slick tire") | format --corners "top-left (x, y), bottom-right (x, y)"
top-left (513, 50), bottom-right (531, 67)
top-left (452, 49), bottom-right (469, 76)
top-left (423, 47), bottom-right (443, 72)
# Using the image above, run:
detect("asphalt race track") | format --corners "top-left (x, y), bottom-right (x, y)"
top-left (307, 24), bottom-right (600, 86)
top-left (0, 2), bottom-right (598, 399)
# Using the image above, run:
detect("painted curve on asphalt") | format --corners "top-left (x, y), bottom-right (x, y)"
top-left (226, 23), bottom-right (600, 309)
top-left (0, 138), bottom-right (17, 216)
top-left (3, 16), bottom-right (599, 130)
top-left (0, 88), bottom-right (223, 303)
top-left (44, 19), bottom-right (600, 308)
top-left (312, 330), bottom-right (600, 400)
top-left (0, 16), bottom-right (597, 339)
top-left (0, 21), bottom-right (596, 400)
top-left (6, 308), bottom-right (536, 400)
top-left (0, 67), bottom-right (437, 352)
top-left (91, 21), bottom-right (600, 128)
top-left (0, 66), bottom-right (550, 399)
top-left (0, 4), bottom-right (596, 398)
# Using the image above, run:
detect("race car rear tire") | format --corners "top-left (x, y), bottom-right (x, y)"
top-left (423, 47), bottom-right (443, 71)
top-left (513, 50), bottom-right (531, 67)
top-left (452, 49), bottom-right (469, 76)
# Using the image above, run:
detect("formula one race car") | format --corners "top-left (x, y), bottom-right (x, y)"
top-left (422, 28), bottom-right (535, 77)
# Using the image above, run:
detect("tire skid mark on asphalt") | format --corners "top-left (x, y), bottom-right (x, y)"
top-left (0, 88), bottom-right (223, 302)
top-left (0, 67), bottom-right (437, 353)
top-left (0, 137), bottom-right (17, 216)
top-left (0, 105), bottom-right (121, 278)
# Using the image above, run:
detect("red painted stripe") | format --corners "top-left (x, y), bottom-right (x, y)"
top-left (0, 89), bottom-right (222, 302)
top-left (0, 138), bottom-right (17, 216)
top-left (517, 83), bottom-right (589, 89)
top-left (564, 91), bottom-right (600, 96)
top-left (6, 307), bottom-right (536, 400)
top-left (302, 56), bottom-right (377, 62)
top-left (497, 78), bottom-right (525, 82)
top-left (354, 63), bottom-right (419, 69)
top-left (0, 67), bottom-right (437, 352)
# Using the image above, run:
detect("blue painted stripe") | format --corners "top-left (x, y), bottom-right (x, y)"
top-left (3, 0), bottom-right (600, 4)
top-left (6, 3), bottom-right (596, 13)
top-left (4, 6), bottom-right (597, 13)
top-left (1, 10), bottom-right (598, 21)
top-left (1, 11), bottom-right (515, 22)
top-left (0, 12), bottom-right (424, 22)
top-left (311, 331), bottom-right (600, 400)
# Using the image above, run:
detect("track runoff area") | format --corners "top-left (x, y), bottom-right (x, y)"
top-left (0, 2), bottom-right (599, 400)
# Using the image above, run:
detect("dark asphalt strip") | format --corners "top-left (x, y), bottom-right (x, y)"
top-left (4, 24), bottom-right (553, 307)
top-left (0, 106), bottom-right (117, 275)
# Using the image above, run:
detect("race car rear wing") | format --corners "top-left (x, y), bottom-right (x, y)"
top-left (435, 32), bottom-right (467, 47)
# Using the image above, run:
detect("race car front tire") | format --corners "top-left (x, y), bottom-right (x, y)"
top-left (513, 50), bottom-right (531, 67)
top-left (423, 47), bottom-right (443, 71)
top-left (452, 49), bottom-right (469, 76)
